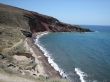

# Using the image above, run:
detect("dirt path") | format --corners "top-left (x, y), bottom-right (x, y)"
top-left (3, 39), bottom-right (23, 52)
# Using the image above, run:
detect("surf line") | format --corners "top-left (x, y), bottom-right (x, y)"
top-left (75, 68), bottom-right (87, 82)
top-left (35, 32), bottom-right (67, 79)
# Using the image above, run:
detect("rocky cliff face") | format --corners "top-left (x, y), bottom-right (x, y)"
top-left (0, 3), bottom-right (91, 34)
top-left (24, 12), bottom-right (91, 33)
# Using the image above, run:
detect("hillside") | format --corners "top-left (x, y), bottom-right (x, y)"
top-left (0, 3), bottom-right (91, 82)
top-left (0, 3), bottom-right (91, 32)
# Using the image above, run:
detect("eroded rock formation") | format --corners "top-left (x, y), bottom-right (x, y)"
top-left (0, 3), bottom-right (91, 34)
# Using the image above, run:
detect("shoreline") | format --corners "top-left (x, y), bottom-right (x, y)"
top-left (35, 32), bottom-right (67, 78)
top-left (33, 32), bottom-right (86, 82)
top-left (25, 32), bottom-right (87, 82)
top-left (25, 32), bottom-right (62, 79)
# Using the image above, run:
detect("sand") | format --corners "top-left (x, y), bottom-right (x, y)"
top-left (24, 33), bottom-right (61, 79)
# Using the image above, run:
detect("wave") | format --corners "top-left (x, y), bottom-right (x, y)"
top-left (75, 68), bottom-right (87, 82)
top-left (34, 32), bottom-right (67, 78)
top-left (94, 30), bottom-right (99, 33)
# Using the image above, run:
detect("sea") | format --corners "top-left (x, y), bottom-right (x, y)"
top-left (35, 25), bottom-right (110, 82)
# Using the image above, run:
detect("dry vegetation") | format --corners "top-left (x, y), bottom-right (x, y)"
top-left (0, 10), bottom-right (67, 82)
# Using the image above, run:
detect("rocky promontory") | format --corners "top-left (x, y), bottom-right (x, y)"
top-left (0, 3), bottom-right (91, 33)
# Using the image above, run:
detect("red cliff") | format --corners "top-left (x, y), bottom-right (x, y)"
top-left (0, 3), bottom-right (91, 33)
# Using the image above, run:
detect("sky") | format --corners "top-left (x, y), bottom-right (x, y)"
top-left (0, 0), bottom-right (110, 25)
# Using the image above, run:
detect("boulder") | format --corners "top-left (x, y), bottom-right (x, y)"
top-left (21, 30), bottom-right (32, 37)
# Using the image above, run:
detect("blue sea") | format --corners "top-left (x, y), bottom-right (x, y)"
top-left (36, 25), bottom-right (110, 82)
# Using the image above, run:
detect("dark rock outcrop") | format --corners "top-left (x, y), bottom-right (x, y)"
top-left (21, 30), bottom-right (32, 37)
top-left (0, 53), bottom-right (6, 59)
top-left (0, 3), bottom-right (91, 34)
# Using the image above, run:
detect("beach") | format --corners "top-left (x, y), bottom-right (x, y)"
top-left (25, 32), bottom-right (62, 79)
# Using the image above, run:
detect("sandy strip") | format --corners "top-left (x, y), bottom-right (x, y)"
top-left (24, 38), bottom-right (46, 77)
top-left (25, 36), bottom-right (61, 79)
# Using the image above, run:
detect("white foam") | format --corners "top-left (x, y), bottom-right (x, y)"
top-left (35, 32), bottom-right (67, 78)
top-left (75, 68), bottom-right (87, 82)
top-left (95, 31), bottom-right (99, 32)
